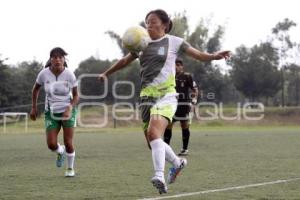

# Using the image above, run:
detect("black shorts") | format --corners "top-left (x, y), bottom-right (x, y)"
top-left (173, 104), bottom-right (191, 122)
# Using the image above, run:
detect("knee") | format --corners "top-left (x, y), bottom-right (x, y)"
top-left (64, 142), bottom-right (74, 153)
top-left (147, 131), bottom-right (155, 141)
top-left (47, 143), bottom-right (57, 151)
top-left (147, 129), bottom-right (159, 142)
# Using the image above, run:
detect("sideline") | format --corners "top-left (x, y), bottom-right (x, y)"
top-left (138, 177), bottom-right (300, 200)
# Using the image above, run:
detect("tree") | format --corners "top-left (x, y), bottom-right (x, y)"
top-left (206, 25), bottom-right (224, 53)
top-left (184, 19), bottom-right (227, 102)
top-left (286, 64), bottom-right (300, 105)
top-left (0, 57), bottom-right (12, 108)
top-left (0, 59), bottom-right (43, 111)
top-left (271, 18), bottom-right (297, 106)
top-left (169, 11), bottom-right (189, 38)
top-left (105, 30), bottom-right (129, 56)
top-left (17, 61), bottom-right (44, 107)
top-left (74, 57), bottom-right (113, 102)
top-left (230, 42), bottom-right (281, 103)
top-left (75, 57), bottom-right (140, 104)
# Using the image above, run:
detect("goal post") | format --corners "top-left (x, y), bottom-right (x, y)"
top-left (0, 112), bottom-right (28, 133)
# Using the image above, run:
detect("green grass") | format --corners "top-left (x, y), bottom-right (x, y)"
top-left (1, 128), bottom-right (300, 199)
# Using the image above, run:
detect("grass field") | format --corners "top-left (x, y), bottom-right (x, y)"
top-left (1, 126), bottom-right (300, 200)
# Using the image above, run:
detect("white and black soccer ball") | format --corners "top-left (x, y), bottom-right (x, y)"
top-left (122, 26), bottom-right (150, 53)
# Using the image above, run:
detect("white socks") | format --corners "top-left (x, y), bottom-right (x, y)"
top-left (66, 151), bottom-right (75, 169)
top-left (150, 138), bottom-right (182, 178)
top-left (55, 143), bottom-right (65, 154)
top-left (150, 139), bottom-right (165, 178)
top-left (55, 143), bottom-right (75, 169)
top-left (164, 142), bottom-right (181, 168)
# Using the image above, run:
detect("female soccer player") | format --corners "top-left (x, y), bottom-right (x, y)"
top-left (98, 9), bottom-right (230, 194)
top-left (30, 47), bottom-right (79, 177)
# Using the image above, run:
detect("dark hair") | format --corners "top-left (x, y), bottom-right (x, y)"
top-left (50, 47), bottom-right (68, 57)
top-left (175, 57), bottom-right (183, 65)
top-left (45, 47), bottom-right (68, 68)
top-left (145, 9), bottom-right (173, 33)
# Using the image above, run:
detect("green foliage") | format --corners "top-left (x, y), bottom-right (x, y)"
top-left (75, 57), bottom-right (113, 102)
top-left (1, 16), bottom-right (299, 109)
top-left (0, 59), bottom-right (43, 111)
top-left (74, 57), bottom-right (140, 103)
top-left (187, 20), bottom-right (209, 51)
top-left (270, 18), bottom-right (298, 106)
top-left (16, 61), bottom-right (44, 106)
top-left (105, 30), bottom-right (129, 56)
top-left (206, 25), bottom-right (224, 53)
top-left (230, 42), bottom-right (281, 100)
top-left (169, 11), bottom-right (189, 38)
top-left (272, 18), bottom-right (296, 34)
top-left (0, 58), bottom-right (11, 107)
top-left (272, 18), bottom-right (297, 60)
top-left (184, 19), bottom-right (227, 102)
top-left (286, 64), bottom-right (300, 105)
top-left (113, 61), bottom-right (141, 103)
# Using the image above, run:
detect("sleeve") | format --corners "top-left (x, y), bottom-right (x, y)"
top-left (188, 74), bottom-right (197, 89)
top-left (178, 40), bottom-right (191, 55)
top-left (36, 70), bottom-right (44, 86)
top-left (70, 72), bottom-right (78, 88)
top-left (169, 35), bottom-right (191, 55)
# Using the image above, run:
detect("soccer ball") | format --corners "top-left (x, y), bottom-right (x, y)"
top-left (122, 26), bottom-right (150, 52)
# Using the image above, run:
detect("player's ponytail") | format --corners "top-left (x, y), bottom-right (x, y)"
top-left (167, 20), bottom-right (173, 33)
top-left (45, 58), bottom-right (51, 68)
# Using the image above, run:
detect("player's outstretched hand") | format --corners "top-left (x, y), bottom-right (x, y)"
top-left (213, 51), bottom-right (231, 60)
top-left (97, 73), bottom-right (107, 82)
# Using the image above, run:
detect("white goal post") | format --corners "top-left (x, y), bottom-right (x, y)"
top-left (0, 112), bottom-right (28, 133)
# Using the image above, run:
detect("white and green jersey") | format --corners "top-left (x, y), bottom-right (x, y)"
top-left (36, 68), bottom-right (77, 113)
top-left (137, 34), bottom-right (190, 98)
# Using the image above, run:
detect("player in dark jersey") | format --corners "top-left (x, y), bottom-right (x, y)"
top-left (164, 58), bottom-right (198, 156)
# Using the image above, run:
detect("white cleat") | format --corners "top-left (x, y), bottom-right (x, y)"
top-left (151, 176), bottom-right (167, 194)
top-left (167, 158), bottom-right (187, 184)
top-left (65, 168), bottom-right (75, 177)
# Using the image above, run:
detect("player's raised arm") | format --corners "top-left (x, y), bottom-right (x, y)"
top-left (185, 46), bottom-right (231, 62)
top-left (98, 53), bottom-right (136, 81)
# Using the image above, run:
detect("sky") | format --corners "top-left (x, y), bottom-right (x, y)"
top-left (1, 0), bottom-right (299, 72)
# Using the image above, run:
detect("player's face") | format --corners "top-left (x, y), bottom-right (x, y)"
top-left (146, 14), bottom-right (167, 40)
top-left (51, 54), bottom-right (65, 68)
top-left (176, 62), bottom-right (184, 73)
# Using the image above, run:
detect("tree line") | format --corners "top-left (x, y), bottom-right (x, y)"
top-left (0, 13), bottom-right (299, 113)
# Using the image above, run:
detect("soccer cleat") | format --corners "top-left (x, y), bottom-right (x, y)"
top-left (167, 158), bottom-right (187, 184)
top-left (56, 145), bottom-right (65, 168)
top-left (65, 168), bottom-right (75, 177)
top-left (151, 176), bottom-right (167, 194)
top-left (178, 149), bottom-right (189, 156)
